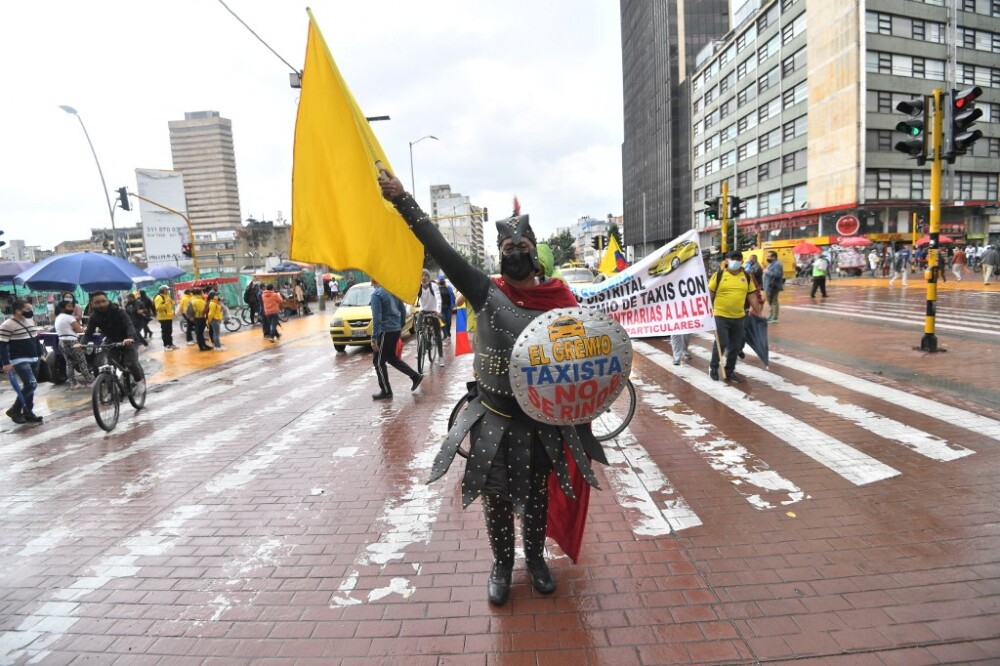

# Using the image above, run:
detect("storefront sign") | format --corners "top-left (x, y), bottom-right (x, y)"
top-left (836, 215), bottom-right (860, 236)
top-left (510, 307), bottom-right (632, 426)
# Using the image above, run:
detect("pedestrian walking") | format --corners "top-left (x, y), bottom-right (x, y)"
top-left (54, 299), bottom-right (94, 389)
top-left (868, 249), bottom-right (880, 277)
top-left (709, 251), bottom-right (763, 383)
top-left (1, 299), bottom-right (46, 424)
top-left (243, 281), bottom-right (260, 325)
top-left (981, 246), bottom-right (999, 285)
top-left (293, 279), bottom-right (307, 316)
top-left (379, 169), bottom-right (607, 606)
top-left (178, 289), bottom-right (195, 345)
top-left (888, 246), bottom-right (910, 287)
top-left (138, 289), bottom-right (155, 341)
top-left (261, 284), bottom-right (284, 342)
top-left (810, 253), bottom-right (830, 298)
top-left (188, 289), bottom-right (211, 351)
top-left (124, 293), bottom-right (150, 347)
top-left (206, 291), bottom-right (225, 351)
top-left (437, 276), bottom-right (455, 340)
top-left (670, 333), bottom-right (691, 365)
top-left (153, 286), bottom-right (177, 350)
top-left (763, 250), bottom-right (785, 322)
top-left (329, 279), bottom-right (340, 304)
top-left (950, 247), bottom-right (966, 282)
top-left (370, 278), bottom-right (423, 401)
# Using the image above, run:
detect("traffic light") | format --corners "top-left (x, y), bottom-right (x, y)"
top-left (0, 230), bottom-right (5, 250)
top-left (591, 235), bottom-right (606, 251)
top-left (182, 243), bottom-right (192, 258)
top-left (730, 196), bottom-right (745, 219)
top-left (117, 187), bottom-right (131, 211)
top-left (482, 207), bottom-right (488, 222)
top-left (704, 198), bottom-right (720, 220)
top-left (894, 97), bottom-right (928, 166)
top-left (944, 86), bottom-right (983, 164)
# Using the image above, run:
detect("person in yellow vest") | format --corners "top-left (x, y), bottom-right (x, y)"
top-left (178, 289), bottom-right (195, 346)
top-left (188, 289), bottom-right (211, 351)
top-left (206, 291), bottom-right (226, 351)
top-left (153, 285), bottom-right (177, 350)
top-left (708, 251), bottom-right (763, 384)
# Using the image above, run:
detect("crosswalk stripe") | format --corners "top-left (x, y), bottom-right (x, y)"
top-left (684, 346), bottom-right (975, 463)
top-left (603, 427), bottom-right (703, 534)
top-left (781, 305), bottom-right (1000, 337)
top-left (628, 372), bottom-right (806, 510)
top-left (636, 342), bottom-right (901, 486)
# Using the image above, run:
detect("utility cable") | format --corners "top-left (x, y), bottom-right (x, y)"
top-left (215, 0), bottom-right (300, 74)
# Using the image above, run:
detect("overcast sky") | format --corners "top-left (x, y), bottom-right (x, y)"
top-left (0, 0), bottom-right (624, 253)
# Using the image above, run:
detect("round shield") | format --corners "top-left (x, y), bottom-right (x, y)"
top-left (509, 307), bottom-right (633, 425)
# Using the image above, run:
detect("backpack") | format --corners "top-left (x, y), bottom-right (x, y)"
top-left (438, 284), bottom-right (452, 311)
top-left (243, 285), bottom-right (255, 305)
top-left (185, 300), bottom-right (195, 319)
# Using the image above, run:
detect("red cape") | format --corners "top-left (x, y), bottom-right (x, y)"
top-left (492, 276), bottom-right (591, 563)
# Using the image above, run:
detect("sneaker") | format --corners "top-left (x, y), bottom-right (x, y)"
top-left (186, 341), bottom-right (195, 346)
top-left (725, 373), bottom-right (743, 384)
top-left (6, 407), bottom-right (26, 424)
top-left (673, 359), bottom-right (681, 366)
top-left (371, 391), bottom-right (393, 401)
top-left (411, 375), bottom-right (424, 392)
top-left (215, 346), bottom-right (226, 351)
top-left (684, 352), bottom-right (692, 360)
top-left (709, 368), bottom-right (719, 381)
top-left (438, 360), bottom-right (445, 367)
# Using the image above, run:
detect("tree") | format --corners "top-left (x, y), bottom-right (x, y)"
top-left (543, 230), bottom-right (577, 266)
top-left (608, 223), bottom-right (622, 249)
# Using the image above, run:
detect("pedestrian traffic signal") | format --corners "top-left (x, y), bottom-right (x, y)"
top-left (117, 187), bottom-right (131, 211)
top-left (182, 244), bottom-right (192, 258)
top-left (730, 196), bottom-right (745, 219)
top-left (944, 86), bottom-right (983, 164)
top-left (894, 97), bottom-right (927, 166)
top-left (704, 198), bottom-right (720, 220)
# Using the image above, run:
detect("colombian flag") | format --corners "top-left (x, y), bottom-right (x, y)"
top-left (454, 307), bottom-right (473, 356)
top-left (290, 9), bottom-right (423, 303)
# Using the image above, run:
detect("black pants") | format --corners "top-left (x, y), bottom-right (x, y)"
top-left (159, 320), bottom-right (173, 348)
top-left (248, 304), bottom-right (259, 325)
top-left (373, 330), bottom-right (419, 395)
top-left (710, 315), bottom-right (746, 376)
top-left (110, 346), bottom-right (144, 383)
top-left (810, 276), bottom-right (828, 297)
top-left (184, 317), bottom-right (194, 342)
top-left (194, 318), bottom-right (209, 349)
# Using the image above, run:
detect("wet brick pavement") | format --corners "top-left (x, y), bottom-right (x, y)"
top-left (0, 279), bottom-right (998, 664)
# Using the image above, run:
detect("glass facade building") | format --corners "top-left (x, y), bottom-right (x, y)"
top-left (690, 0), bottom-right (1000, 247)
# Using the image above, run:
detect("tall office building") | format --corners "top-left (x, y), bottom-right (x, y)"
top-left (168, 111), bottom-right (243, 235)
top-left (620, 0), bottom-right (731, 257)
top-left (430, 184), bottom-right (487, 268)
top-left (689, 0), bottom-right (999, 247)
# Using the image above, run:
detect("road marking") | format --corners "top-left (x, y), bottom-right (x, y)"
top-left (628, 373), bottom-right (806, 510)
top-left (782, 305), bottom-right (1000, 337)
top-left (636, 342), bottom-right (901, 486)
top-left (685, 346), bottom-right (975, 462)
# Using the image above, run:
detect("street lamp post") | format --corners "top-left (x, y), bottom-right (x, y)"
top-left (59, 105), bottom-right (123, 259)
top-left (408, 135), bottom-right (438, 200)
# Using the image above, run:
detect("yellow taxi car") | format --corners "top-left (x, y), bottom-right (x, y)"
top-left (548, 315), bottom-right (587, 342)
top-left (561, 267), bottom-right (599, 289)
top-left (329, 282), bottom-right (414, 352)
top-left (648, 240), bottom-right (700, 276)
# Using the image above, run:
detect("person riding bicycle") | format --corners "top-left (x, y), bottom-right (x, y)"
top-left (416, 269), bottom-right (444, 367)
top-left (380, 170), bottom-right (608, 607)
top-left (82, 291), bottom-right (144, 385)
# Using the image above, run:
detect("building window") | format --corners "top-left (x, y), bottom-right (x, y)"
top-left (912, 19), bottom-right (926, 40)
top-left (720, 71), bottom-right (735, 94)
top-left (758, 128), bottom-right (781, 152)
top-left (738, 168), bottom-right (758, 187)
top-left (705, 84), bottom-right (718, 105)
top-left (782, 115), bottom-right (807, 141)
top-left (758, 66), bottom-right (779, 94)
top-left (782, 13), bottom-right (806, 44)
top-left (989, 137), bottom-right (1000, 157)
top-left (910, 171), bottom-right (926, 199)
top-left (719, 99), bottom-right (734, 120)
top-left (759, 158), bottom-right (779, 180)
top-left (738, 83), bottom-right (757, 106)
top-left (758, 35), bottom-right (779, 66)
top-left (962, 0), bottom-right (976, 11)
top-left (737, 24), bottom-right (757, 52)
top-left (865, 11), bottom-right (892, 35)
top-left (758, 3), bottom-right (779, 31)
top-left (782, 148), bottom-right (807, 173)
top-left (782, 47), bottom-right (806, 78)
top-left (720, 150), bottom-right (736, 168)
top-left (866, 129), bottom-right (894, 152)
top-left (738, 140), bottom-right (759, 161)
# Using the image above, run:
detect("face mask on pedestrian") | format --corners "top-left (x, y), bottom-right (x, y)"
top-left (727, 259), bottom-right (742, 271)
top-left (21, 309), bottom-right (34, 319)
top-left (501, 250), bottom-right (536, 280)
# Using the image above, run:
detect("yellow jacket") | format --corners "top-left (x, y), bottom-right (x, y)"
top-left (207, 300), bottom-right (224, 322)
top-left (189, 296), bottom-right (208, 319)
top-left (179, 294), bottom-right (193, 319)
top-left (153, 293), bottom-right (174, 321)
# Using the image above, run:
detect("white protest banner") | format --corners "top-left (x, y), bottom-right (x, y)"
top-left (570, 229), bottom-right (716, 337)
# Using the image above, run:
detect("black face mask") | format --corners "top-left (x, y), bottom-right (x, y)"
top-left (501, 251), bottom-right (535, 281)
top-left (21, 310), bottom-right (34, 319)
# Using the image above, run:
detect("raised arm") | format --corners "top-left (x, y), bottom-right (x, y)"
top-left (379, 172), bottom-right (490, 310)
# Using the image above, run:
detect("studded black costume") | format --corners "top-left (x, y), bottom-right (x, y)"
top-left (389, 192), bottom-right (607, 603)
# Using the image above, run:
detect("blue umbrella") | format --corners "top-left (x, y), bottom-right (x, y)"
top-left (15, 252), bottom-right (153, 292)
top-left (271, 262), bottom-right (303, 272)
top-left (0, 260), bottom-right (34, 295)
top-left (145, 265), bottom-right (186, 280)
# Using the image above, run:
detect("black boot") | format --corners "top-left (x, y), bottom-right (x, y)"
top-left (6, 406), bottom-right (25, 424)
top-left (523, 466), bottom-right (556, 594)
top-left (482, 494), bottom-right (515, 605)
top-left (22, 411), bottom-right (43, 423)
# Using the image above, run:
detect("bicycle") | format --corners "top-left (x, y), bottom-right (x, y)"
top-left (445, 377), bottom-right (637, 456)
top-left (90, 342), bottom-right (146, 432)
top-left (222, 305), bottom-right (242, 332)
top-left (415, 312), bottom-right (439, 374)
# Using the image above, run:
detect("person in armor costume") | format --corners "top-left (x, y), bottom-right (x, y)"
top-left (379, 170), bottom-right (608, 606)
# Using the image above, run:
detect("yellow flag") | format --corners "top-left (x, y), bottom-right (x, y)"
top-left (598, 234), bottom-right (625, 275)
top-left (291, 10), bottom-right (422, 303)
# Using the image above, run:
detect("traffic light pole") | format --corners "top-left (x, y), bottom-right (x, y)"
top-left (720, 181), bottom-right (729, 255)
top-left (127, 191), bottom-right (200, 280)
top-left (920, 89), bottom-right (944, 353)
